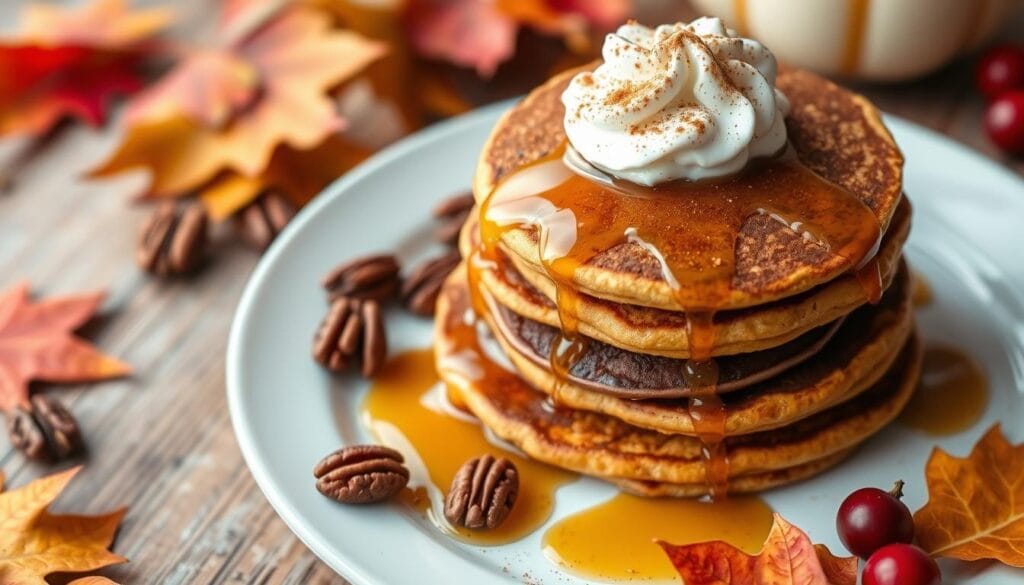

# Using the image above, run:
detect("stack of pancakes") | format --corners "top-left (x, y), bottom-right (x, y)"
top-left (434, 65), bottom-right (921, 497)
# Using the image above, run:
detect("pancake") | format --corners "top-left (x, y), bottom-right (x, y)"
top-left (485, 263), bottom-right (912, 435)
top-left (612, 449), bottom-right (855, 497)
top-left (436, 268), bottom-right (922, 490)
top-left (466, 197), bottom-right (910, 359)
top-left (472, 64), bottom-right (904, 312)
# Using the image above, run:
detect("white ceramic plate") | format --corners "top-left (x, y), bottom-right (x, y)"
top-left (227, 102), bottom-right (1024, 584)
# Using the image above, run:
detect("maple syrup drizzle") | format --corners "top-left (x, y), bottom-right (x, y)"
top-left (361, 349), bottom-right (576, 545)
top-left (542, 492), bottom-right (773, 581)
top-left (856, 256), bottom-right (884, 305)
top-left (841, 0), bottom-right (871, 75)
top-left (474, 143), bottom-right (881, 499)
top-left (911, 270), bottom-right (933, 308)
top-left (732, 0), bottom-right (750, 36)
top-left (899, 345), bottom-right (988, 436)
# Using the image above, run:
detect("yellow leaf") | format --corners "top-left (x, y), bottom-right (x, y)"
top-left (200, 173), bottom-right (264, 221)
top-left (0, 467), bottom-right (127, 585)
top-left (199, 133), bottom-right (373, 221)
top-left (915, 424), bottom-right (1024, 566)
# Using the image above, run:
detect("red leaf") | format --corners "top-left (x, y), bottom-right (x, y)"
top-left (0, 0), bottom-right (173, 137)
top-left (405, 0), bottom-right (518, 77)
top-left (0, 282), bottom-right (130, 412)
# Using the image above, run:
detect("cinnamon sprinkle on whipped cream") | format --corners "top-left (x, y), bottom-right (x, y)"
top-left (561, 18), bottom-right (790, 185)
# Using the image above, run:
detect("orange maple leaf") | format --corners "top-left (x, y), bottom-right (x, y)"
top-left (0, 467), bottom-right (127, 585)
top-left (659, 513), bottom-right (857, 585)
top-left (914, 424), bottom-right (1024, 567)
top-left (91, 5), bottom-right (386, 200)
top-left (0, 282), bottom-right (130, 413)
top-left (0, 0), bottom-right (173, 137)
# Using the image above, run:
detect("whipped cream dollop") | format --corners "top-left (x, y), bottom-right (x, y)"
top-left (561, 17), bottom-right (790, 185)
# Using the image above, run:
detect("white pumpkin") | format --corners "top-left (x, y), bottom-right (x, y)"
top-left (689, 0), bottom-right (1020, 80)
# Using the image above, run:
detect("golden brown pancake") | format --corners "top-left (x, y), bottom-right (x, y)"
top-left (472, 64), bottom-right (904, 311)
top-left (484, 264), bottom-right (912, 435)
top-left (613, 449), bottom-right (855, 497)
top-left (465, 197), bottom-right (910, 358)
top-left (435, 269), bottom-right (922, 491)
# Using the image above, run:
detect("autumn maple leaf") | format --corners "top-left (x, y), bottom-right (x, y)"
top-left (914, 424), bottom-right (1024, 567)
top-left (404, 0), bottom-right (629, 76)
top-left (659, 513), bottom-right (857, 585)
top-left (0, 282), bottom-right (130, 413)
top-left (91, 5), bottom-right (386, 203)
top-left (0, 0), bottom-right (173, 137)
top-left (0, 467), bottom-right (127, 585)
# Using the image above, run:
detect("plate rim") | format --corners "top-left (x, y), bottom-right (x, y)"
top-left (226, 102), bottom-right (1024, 585)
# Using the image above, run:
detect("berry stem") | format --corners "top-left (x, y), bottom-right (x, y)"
top-left (890, 479), bottom-right (905, 500)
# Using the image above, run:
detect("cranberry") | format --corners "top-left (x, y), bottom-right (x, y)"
top-left (836, 480), bottom-right (914, 558)
top-left (863, 543), bottom-right (941, 585)
top-left (976, 44), bottom-right (1024, 99)
top-left (985, 91), bottom-right (1024, 154)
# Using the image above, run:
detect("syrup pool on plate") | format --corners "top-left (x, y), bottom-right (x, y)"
top-left (543, 492), bottom-right (773, 582)
top-left (899, 344), bottom-right (988, 436)
top-left (361, 349), bottom-right (575, 545)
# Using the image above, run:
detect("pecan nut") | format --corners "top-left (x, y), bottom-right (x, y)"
top-left (235, 191), bottom-right (295, 251)
top-left (137, 202), bottom-right (208, 277)
top-left (312, 297), bottom-right (387, 376)
top-left (6, 395), bottom-right (83, 461)
top-left (322, 254), bottom-right (401, 302)
top-left (401, 249), bottom-right (461, 316)
top-left (444, 454), bottom-right (519, 530)
top-left (432, 191), bottom-right (474, 246)
top-left (314, 444), bottom-right (409, 504)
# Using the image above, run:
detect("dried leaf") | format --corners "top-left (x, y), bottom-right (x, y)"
top-left (406, 0), bottom-right (629, 75)
top-left (92, 6), bottom-right (386, 198)
top-left (123, 50), bottom-right (261, 129)
top-left (200, 134), bottom-right (372, 220)
top-left (0, 0), bottom-right (172, 137)
top-left (0, 467), bottom-right (127, 585)
top-left (915, 424), bottom-right (1024, 567)
top-left (659, 513), bottom-right (856, 585)
top-left (0, 282), bottom-right (130, 413)
top-left (69, 577), bottom-right (120, 585)
top-left (18, 0), bottom-right (173, 48)
top-left (406, 0), bottom-right (518, 77)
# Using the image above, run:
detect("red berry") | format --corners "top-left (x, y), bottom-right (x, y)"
top-left (985, 91), bottom-right (1024, 154)
top-left (836, 481), bottom-right (914, 558)
top-left (976, 44), bottom-right (1024, 99)
top-left (863, 543), bottom-right (941, 585)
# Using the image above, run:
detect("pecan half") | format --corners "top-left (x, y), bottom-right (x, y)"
top-left (137, 202), bottom-right (208, 277)
top-left (401, 249), bottom-right (461, 316)
top-left (312, 297), bottom-right (387, 377)
top-left (432, 191), bottom-right (474, 246)
top-left (235, 191), bottom-right (295, 251)
top-left (6, 395), bottom-right (83, 461)
top-left (314, 444), bottom-right (409, 504)
top-left (322, 254), bottom-right (401, 302)
top-left (444, 454), bottom-right (519, 530)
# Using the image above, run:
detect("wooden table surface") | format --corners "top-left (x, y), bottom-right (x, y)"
top-left (0, 3), bottom-right (1021, 584)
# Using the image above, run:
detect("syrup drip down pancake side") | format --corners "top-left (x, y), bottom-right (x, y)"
top-left (437, 266), bottom-right (922, 494)
top-left (463, 197), bottom-right (911, 359)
